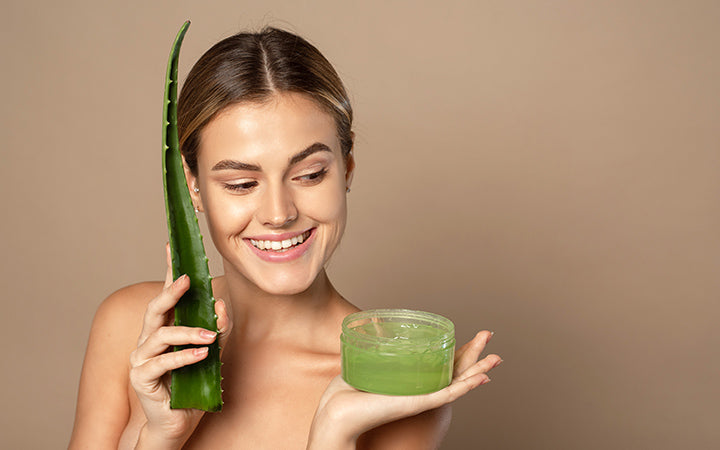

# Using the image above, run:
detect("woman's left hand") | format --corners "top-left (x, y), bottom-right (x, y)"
top-left (307, 330), bottom-right (501, 449)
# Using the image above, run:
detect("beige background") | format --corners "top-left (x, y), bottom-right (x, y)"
top-left (2, 0), bottom-right (718, 448)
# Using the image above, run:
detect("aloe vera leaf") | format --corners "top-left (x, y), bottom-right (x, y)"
top-left (162, 20), bottom-right (222, 412)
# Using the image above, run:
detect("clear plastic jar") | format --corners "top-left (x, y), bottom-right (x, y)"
top-left (341, 309), bottom-right (455, 395)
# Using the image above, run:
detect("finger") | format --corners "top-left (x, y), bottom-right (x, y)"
top-left (356, 372), bottom-right (492, 428)
top-left (454, 331), bottom-right (493, 374)
top-left (215, 299), bottom-right (233, 348)
top-left (455, 354), bottom-right (502, 382)
top-left (454, 330), bottom-right (493, 363)
top-left (132, 326), bottom-right (217, 366)
top-left (440, 372), bottom-right (492, 402)
top-left (402, 371), bottom-right (491, 415)
top-left (138, 274), bottom-right (190, 345)
top-left (130, 347), bottom-right (209, 390)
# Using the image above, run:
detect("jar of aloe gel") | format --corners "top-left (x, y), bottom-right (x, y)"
top-left (341, 309), bottom-right (455, 395)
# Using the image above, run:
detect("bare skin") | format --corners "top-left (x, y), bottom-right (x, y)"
top-left (69, 93), bottom-right (502, 449)
top-left (70, 271), bottom-right (498, 449)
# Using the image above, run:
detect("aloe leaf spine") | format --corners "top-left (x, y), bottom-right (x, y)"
top-left (162, 20), bottom-right (222, 412)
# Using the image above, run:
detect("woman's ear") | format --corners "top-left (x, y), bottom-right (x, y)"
top-left (345, 133), bottom-right (356, 191)
top-left (183, 156), bottom-right (204, 213)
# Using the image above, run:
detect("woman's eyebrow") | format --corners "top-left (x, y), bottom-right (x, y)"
top-left (210, 143), bottom-right (331, 171)
top-left (289, 142), bottom-right (331, 166)
top-left (211, 160), bottom-right (261, 171)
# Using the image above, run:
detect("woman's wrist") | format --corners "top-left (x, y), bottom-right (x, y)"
top-left (134, 422), bottom-right (190, 450)
top-left (307, 412), bottom-right (356, 450)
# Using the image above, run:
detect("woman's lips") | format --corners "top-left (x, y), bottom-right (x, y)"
top-left (244, 228), bottom-right (315, 262)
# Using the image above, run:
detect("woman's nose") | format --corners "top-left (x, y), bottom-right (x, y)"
top-left (258, 183), bottom-right (298, 228)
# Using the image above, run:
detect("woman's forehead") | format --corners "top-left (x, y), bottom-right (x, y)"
top-left (198, 93), bottom-right (342, 166)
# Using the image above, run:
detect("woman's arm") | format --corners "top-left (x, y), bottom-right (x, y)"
top-left (355, 407), bottom-right (452, 450)
top-left (308, 331), bottom-right (501, 450)
top-left (70, 245), bottom-right (233, 449)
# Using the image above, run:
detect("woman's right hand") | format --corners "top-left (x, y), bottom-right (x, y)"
top-left (128, 245), bottom-right (232, 449)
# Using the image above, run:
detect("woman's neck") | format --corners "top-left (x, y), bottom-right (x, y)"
top-left (215, 263), bottom-right (345, 347)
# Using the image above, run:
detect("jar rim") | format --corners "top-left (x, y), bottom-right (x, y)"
top-left (342, 309), bottom-right (455, 348)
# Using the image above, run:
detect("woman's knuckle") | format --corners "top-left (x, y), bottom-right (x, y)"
top-left (182, 348), bottom-right (197, 363)
top-left (153, 350), bottom-right (168, 364)
top-left (161, 325), bottom-right (180, 343)
top-left (143, 306), bottom-right (159, 324)
top-left (157, 350), bottom-right (178, 367)
top-left (129, 350), bottom-right (139, 367)
top-left (155, 326), bottom-right (169, 340)
top-left (128, 365), bottom-right (142, 386)
top-left (148, 295), bottom-right (163, 312)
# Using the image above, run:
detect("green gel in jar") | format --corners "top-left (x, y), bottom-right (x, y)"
top-left (341, 309), bottom-right (455, 395)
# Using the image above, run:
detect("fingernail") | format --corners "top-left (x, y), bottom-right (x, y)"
top-left (194, 347), bottom-right (209, 357)
top-left (200, 329), bottom-right (217, 340)
top-left (493, 359), bottom-right (503, 369)
top-left (481, 377), bottom-right (491, 385)
top-left (487, 331), bottom-right (495, 343)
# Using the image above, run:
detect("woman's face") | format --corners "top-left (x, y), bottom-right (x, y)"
top-left (187, 93), bottom-right (353, 295)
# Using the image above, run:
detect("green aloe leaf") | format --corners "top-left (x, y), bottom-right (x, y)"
top-left (162, 20), bottom-right (222, 412)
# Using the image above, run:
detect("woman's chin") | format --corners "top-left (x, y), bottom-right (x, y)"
top-left (249, 272), bottom-right (318, 296)
top-left (258, 283), bottom-right (313, 296)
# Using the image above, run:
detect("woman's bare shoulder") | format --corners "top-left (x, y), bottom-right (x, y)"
top-left (85, 281), bottom-right (165, 368)
top-left (94, 281), bottom-right (163, 328)
top-left (101, 280), bottom-right (164, 308)
top-left (85, 281), bottom-right (165, 373)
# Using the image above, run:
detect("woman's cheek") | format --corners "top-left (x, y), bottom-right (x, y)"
top-left (205, 196), bottom-right (254, 240)
top-left (297, 186), bottom-right (346, 223)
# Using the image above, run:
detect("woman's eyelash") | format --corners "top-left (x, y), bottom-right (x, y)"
top-left (222, 169), bottom-right (327, 192)
top-left (224, 181), bottom-right (258, 192)
top-left (298, 168), bottom-right (328, 182)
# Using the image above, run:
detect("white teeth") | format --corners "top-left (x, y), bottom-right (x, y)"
top-left (250, 230), bottom-right (311, 251)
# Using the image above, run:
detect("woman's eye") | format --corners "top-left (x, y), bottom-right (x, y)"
top-left (223, 181), bottom-right (258, 193)
top-left (296, 168), bottom-right (328, 185)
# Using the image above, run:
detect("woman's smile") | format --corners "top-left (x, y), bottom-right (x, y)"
top-left (244, 227), bottom-right (316, 262)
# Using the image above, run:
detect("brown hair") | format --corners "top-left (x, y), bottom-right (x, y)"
top-left (178, 27), bottom-right (353, 175)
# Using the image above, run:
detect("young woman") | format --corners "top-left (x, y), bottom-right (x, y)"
top-left (69, 27), bottom-right (501, 449)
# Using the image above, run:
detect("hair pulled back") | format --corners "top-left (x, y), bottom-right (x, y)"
top-left (178, 27), bottom-right (353, 175)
